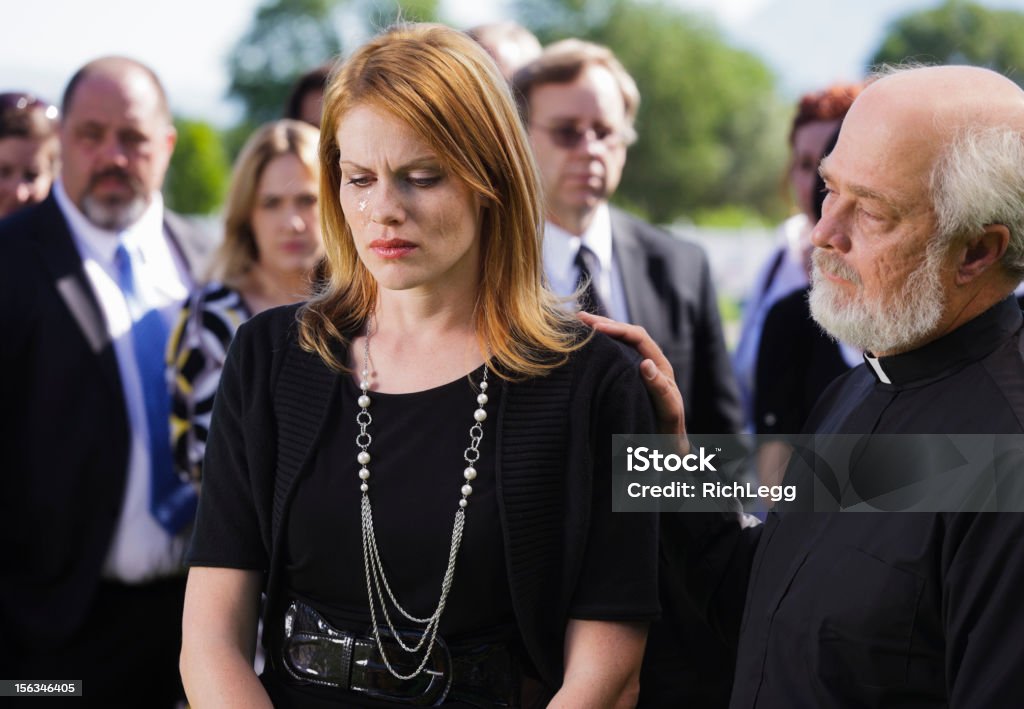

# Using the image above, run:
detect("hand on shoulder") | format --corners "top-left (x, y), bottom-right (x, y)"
top-left (577, 312), bottom-right (689, 447)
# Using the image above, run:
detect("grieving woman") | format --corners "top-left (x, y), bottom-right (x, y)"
top-left (180, 24), bottom-right (658, 708)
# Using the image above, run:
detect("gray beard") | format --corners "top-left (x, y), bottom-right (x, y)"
top-left (808, 242), bottom-right (946, 355)
top-left (81, 193), bottom-right (147, 231)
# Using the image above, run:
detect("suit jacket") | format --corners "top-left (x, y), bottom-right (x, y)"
top-left (610, 207), bottom-right (742, 435)
top-left (0, 194), bottom-right (213, 656)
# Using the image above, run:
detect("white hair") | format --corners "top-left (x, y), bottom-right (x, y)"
top-left (869, 64), bottom-right (1024, 279)
top-left (930, 125), bottom-right (1024, 279)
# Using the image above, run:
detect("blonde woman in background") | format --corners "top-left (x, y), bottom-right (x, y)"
top-left (168, 119), bottom-right (323, 485)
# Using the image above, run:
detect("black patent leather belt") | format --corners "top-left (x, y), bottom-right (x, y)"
top-left (280, 600), bottom-right (519, 707)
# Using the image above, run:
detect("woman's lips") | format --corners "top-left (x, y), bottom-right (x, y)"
top-left (370, 238), bottom-right (417, 259)
top-left (280, 240), bottom-right (310, 253)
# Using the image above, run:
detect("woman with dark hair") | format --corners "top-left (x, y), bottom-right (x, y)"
top-left (0, 92), bottom-right (59, 218)
top-left (733, 82), bottom-right (865, 431)
top-left (283, 64), bottom-right (331, 127)
top-left (181, 23), bottom-right (658, 708)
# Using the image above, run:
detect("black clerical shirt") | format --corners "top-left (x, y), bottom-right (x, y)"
top-left (807, 295), bottom-right (1024, 436)
top-left (675, 297), bottom-right (1024, 708)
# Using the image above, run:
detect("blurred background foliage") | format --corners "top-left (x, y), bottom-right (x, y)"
top-left (164, 118), bottom-right (230, 215)
top-left (164, 0), bottom-right (1024, 224)
top-left (871, 0), bottom-right (1024, 76)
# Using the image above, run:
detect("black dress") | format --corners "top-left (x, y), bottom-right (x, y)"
top-left (187, 305), bottom-right (661, 707)
top-left (266, 368), bottom-right (519, 706)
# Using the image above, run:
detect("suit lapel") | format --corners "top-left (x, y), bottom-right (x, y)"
top-left (163, 210), bottom-right (211, 280)
top-left (609, 208), bottom-right (670, 344)
top-left (32, 196), bottom-right (124, 397)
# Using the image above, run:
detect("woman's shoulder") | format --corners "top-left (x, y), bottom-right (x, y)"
top-left (517, 327), bottom-right (645, 403)
top-left (185, 281), bottom-right (250, 324)
top-left (194, 280), bottom-right (239, 300)
top-left (233, 302), bottom-right (305, 354)
top-left (572, 328), bottom-right (643, 373)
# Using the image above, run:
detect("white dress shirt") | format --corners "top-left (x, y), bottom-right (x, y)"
top-left (53, 179), bottom-right (193, 582)
top-left (542, 203), bottom-right (631, 323)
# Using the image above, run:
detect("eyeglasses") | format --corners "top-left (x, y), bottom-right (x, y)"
top-left (531, 122), bottom-right (631, 149)
top-left (0, 93), bottom-right (58, 121)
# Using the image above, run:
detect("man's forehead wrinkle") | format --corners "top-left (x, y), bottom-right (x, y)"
top-left (819, 149), bottom-right (917, 216)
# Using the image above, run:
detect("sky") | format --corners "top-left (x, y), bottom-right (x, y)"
top-left (5, 0), bottom-right (1024, 126)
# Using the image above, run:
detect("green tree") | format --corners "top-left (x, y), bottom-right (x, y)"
top-left (871, 0), bottom-right (1024, 82)
top-left (227, 0), bottom-right (440, 125)
top-left (164, 118), bottom-right (231, 216)
top-left (228, 0), bottom-right (343, 125)
top-left (516, 0), bottom-right (789, 224)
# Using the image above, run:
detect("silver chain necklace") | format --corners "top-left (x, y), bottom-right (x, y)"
top-left (355, 312), bottom-right (489, 680)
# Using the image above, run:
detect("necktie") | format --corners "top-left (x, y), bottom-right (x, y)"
top-left (574, 244), bottom-right (609, 317)
top-left (115, 243), bottom-right (197, 534)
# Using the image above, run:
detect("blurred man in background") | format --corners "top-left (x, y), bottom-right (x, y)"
top-left (0, 56), bottom-right (213, 705)
top-left (515, 39), bottom-right (743, 707)
top-left (467, 20), bottom-right (542, 81)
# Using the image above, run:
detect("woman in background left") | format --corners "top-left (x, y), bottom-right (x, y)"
top-left (0, 92), bottom-right (59, 218)
top-left (168, 118), bottom-right (324, 485)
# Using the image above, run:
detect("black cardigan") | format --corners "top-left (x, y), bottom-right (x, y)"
top-left (188, 304), bottom-right (660, 690)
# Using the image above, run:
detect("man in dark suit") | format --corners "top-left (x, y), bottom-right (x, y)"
top-left (514, 40), bottom-right (743, 707)
top-left (513, 40), bottom-right (741, 437)
top-left (0, 57), bottom-right (213, 705)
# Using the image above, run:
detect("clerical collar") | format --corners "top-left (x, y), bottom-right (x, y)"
top-left (862, 296), bottom-right (1023, 387)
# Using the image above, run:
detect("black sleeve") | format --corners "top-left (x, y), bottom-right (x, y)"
top-left (945, 512), bottom-right (1024, 706)
top-left (568, 356), bottom-right (661, 621)
top-left (187, 324), bottom-right (270, 570)
top-left (658, 507), bottom-right (761, 649)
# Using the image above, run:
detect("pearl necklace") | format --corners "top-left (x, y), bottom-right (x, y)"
top-left (355, 313), bottom-right (489, 680)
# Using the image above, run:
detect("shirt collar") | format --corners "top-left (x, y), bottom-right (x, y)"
top-left (53, 178), bottom-right (165, 265)
top-left (862, 296), bottom-right (1023, 387)
top-left (543, 203), bottom-right (614, 280)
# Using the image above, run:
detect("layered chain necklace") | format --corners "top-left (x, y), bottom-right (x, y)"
top-left (355, 313), bottom-right (490, 680)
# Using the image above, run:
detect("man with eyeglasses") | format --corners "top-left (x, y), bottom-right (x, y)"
top-left (514, 39), bottom-right (743, 708)
top-left (513, 40), bottom-right (740, 438)
top-left (0, 57), bottom-right (213, 705)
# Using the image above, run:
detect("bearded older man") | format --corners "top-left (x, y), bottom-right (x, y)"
top-left (587, 64), bottom-right (1024, 707)
top-left (0, 57), bottom-right (212, 705)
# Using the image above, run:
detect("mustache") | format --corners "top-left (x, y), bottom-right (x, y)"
top-left (812, 249), bottom-right (861, 285)
top-left (85, 167), bottom-right (144, 194)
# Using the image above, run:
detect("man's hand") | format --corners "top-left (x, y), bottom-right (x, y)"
top-left (578, 312), bottom-right (688, 443)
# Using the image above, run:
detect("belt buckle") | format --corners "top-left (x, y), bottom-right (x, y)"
top-left (281, 601), bottom-right (452, 705)
top-left (351, 626), bottom-right (452, 706)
